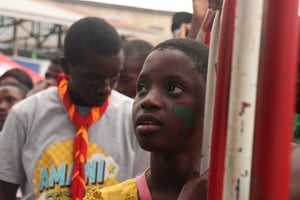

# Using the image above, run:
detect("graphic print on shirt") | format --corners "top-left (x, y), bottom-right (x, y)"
top-left (33, 139), bottom-right (119, 199)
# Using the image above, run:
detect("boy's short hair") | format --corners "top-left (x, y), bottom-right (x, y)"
top-left (124, 39), bottom-right (153, 62)
top-left (64, 17), bottom-right (123, 65)
top-left (152, 38), bottom-right (209, 81)
top-left (0, 82), bottom-right (30, 97)
top-left (0, 69), bottom-right (33, 89)
top-left (48, 50), bottom-right (63, 65)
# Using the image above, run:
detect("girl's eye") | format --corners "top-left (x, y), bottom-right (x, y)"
top-left (168, 84), bottom-right (183, 94)
top-left (136, 83), bottom-right (147, 94)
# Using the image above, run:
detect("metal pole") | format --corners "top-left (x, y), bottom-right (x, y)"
top-left (250, 0), bottom-right (298, 199)
top-left (223, 0), bottom-right (263, 199)
top-left (207, 0), bottom-right (236, 198)
top-left (200, 9), bottom-right (220, 175)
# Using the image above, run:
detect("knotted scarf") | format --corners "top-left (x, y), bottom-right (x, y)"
top-left (57, 73), bottom-right (110, 200)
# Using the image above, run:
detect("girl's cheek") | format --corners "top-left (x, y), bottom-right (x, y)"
top-left (173, 103), bottom-right (197, 135)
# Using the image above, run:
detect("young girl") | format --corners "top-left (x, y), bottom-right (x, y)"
top-left (85, 38), bottom-right (209, 200)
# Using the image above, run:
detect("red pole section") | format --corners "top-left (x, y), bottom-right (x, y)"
top-left (207, 0), bottom-right (236, 199)
top-left (250, 0), bottom-right (298, 199)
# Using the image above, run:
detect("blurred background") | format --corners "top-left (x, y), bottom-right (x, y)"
top-left (0, 0), bottom-right (196, 78)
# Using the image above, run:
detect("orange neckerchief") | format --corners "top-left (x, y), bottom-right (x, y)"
top-left (57, 73), bottom-right (110, 200)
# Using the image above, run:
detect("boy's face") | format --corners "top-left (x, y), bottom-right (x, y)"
top-left (0, 85), bottom-right (24, 129)
top-left (115, 55), bottom-right (142, 98)
top-left (44, 63), bottom-right (63, 88)
top-left (63, 50), bottom-right (124, 107)
top-left (132, 49), bottom-right (206, 152)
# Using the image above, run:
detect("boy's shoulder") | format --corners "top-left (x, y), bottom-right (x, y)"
top-left (11, 87), bottom-right (60, 113)
top-left (110, 90), bottom-right (134, 108)
top-left (111, 90), bottom-right (133, 101)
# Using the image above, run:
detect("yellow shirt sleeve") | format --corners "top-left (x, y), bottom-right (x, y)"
top-left (84, 178), bottom-right (138, 200)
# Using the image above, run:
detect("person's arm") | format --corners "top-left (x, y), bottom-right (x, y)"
top-left (0, 180), bottom-right (19, 199)
top-left (0, 108), bottom-right (27, 199)
top-left (188, 0), bottom-right (209, 39)
top-left (178, 171), bottom-right (208, 200)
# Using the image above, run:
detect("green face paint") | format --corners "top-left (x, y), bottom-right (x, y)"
top-left (173, 103), bottom-right (197, 134)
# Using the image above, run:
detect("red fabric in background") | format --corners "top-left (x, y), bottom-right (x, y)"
top-left (0, 53), bottom-right (44, 83)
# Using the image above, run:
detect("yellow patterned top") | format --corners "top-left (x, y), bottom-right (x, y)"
top-left (84, 178), bottom-right (138, 200)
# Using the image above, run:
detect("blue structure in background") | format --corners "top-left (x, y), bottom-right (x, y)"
top-left (13, 59), bottom-right (40, 73)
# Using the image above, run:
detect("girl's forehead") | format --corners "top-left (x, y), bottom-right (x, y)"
top-left (143, 49), bottom-right (197, 73)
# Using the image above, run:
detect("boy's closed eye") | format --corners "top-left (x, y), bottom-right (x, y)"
top-left (85, 72), bottom-right (120, 82)
top-left (5, 96), bottom-right (17, 104)
top-left (119, 76), bottom-right (132, 84)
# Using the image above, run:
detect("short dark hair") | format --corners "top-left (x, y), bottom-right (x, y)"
top-left (171, 12), bottom-right (193, 33)
top-left (124, 39), bottom-right (153, 62)
top-left (152, 38), bottom-right (209, 81)
top-left (0, 82), bottom-right (30, 97)
top-left (0, 69), bottom-right (33, 89)
top-left (48, 50), bottom-right (63, 65)
top-left (64, 17), bottom-right (123, 65)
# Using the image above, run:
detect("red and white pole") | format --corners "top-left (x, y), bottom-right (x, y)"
top-left (207, 0), bottom-right (236, 198)
top-left (222, 0), bottom-right (264, 199)
top-left (250, 0), bottom-right (299, 199)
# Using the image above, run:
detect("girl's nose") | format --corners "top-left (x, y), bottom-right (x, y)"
top-left (140, 88), bottom-right (163, 110)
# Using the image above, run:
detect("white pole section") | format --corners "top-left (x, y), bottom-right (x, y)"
top-left (223, 0), bottom-right (263, 199)
top-left (200, 9), bottom-right (221, 175)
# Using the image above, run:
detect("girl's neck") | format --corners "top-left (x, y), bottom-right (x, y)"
top-left (146, 152), bottom-right (201, 200)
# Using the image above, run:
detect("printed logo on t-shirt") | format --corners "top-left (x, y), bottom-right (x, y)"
top-left (33, 139), bottom-right (119, 199)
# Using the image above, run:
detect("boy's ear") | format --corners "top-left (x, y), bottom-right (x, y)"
top-left (60, 56), bottom-right (70, 75)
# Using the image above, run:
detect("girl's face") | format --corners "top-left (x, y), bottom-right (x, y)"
top-left (132, 49), bottom-right (206, 152)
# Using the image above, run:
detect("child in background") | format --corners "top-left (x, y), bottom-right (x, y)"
top-left (27, 51), bottom-right (64, 96)
top-left (171, 12), bottom-right (193, 38)
top-left (0, 68), bottom-right (33, 90)
top-left (0, 83), bottom-right (29, 131)
top-left (115, 39), bottom-right (153, 98)
top-left (85, 38), bottom-right (209, 200)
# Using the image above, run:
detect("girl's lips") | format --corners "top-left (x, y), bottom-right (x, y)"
top-left (136, 124), bottom-right (161, 135)
top-left (136, 115), bottom-right (162, 135)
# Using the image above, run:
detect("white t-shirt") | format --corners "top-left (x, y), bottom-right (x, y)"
top-left (0, 88), bottom-right (149, 199)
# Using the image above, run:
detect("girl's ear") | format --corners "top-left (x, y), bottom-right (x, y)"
top-left (60, 56), bottom-right (70, 75)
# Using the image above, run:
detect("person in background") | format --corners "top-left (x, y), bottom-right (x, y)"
top-left (0, 17), bottom-right (149, 200)
top-left (27, 51), bottom-right (63, 96)
top-left (0, 68), bottom-right (33, 90)
top-left (115, 39), bottom-right (153, 98)
top-left (0, 82), bottom-right (29, 131)
top-left (188, 0), bottom-right (209, 39)
top-left (85, 38), bottom-right (209, 200)
top-left (171, 0), bottom-right (208, 39)
top-left (171, 12), bottom-right (193, 38)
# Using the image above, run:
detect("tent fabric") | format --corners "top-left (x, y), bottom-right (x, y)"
top-left (0, 53), bottom-right (43, 83)
top-left (0, 0), bottom-right (83, 26)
